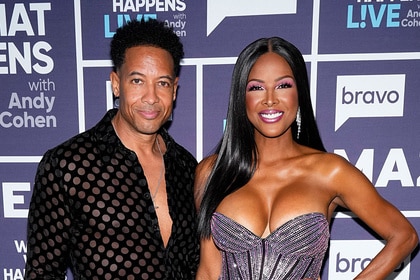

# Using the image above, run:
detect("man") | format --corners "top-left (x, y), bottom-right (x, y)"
top-left (25, 19), bottom-right (199, 279)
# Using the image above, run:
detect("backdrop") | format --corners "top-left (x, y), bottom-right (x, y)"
top-left (1, 0), bottom-right (419, 279)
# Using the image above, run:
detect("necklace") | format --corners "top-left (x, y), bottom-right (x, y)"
top-left (112, 121), bottom-right (165, 209)
top-left (152, 136), bottom-right (165, 209)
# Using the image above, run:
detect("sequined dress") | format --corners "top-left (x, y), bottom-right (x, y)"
top-left (211, 212), bottom-right (329, 280)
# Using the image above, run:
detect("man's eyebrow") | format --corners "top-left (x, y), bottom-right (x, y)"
top-left (128, 72), bottom-right (174, 81)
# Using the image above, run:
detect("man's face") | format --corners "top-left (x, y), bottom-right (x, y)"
top-left (110, 45), bottom-right (178, 136)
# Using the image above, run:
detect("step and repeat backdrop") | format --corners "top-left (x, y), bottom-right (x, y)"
top-left (1, 0), bottom-right (419, 279)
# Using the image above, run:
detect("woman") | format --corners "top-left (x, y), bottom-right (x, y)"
top-left (194, 37), bottom-right (418, 279)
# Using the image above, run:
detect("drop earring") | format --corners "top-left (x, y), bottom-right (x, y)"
top-left (296, 107), bottom-right (301, 139)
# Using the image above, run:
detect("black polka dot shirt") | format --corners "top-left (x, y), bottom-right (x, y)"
top-left (25, 109), bottom-right (199, 279)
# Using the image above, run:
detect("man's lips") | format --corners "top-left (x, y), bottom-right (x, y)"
top-left (138, 108), bottom-right (160, 119)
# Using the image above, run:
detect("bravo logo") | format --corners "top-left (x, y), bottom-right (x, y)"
top-left (329, 240), bottom-right (411, 279)
top-left (206, 0), bottom-right (297, 36)
top-left (335, 74), bottom-right (405, 131)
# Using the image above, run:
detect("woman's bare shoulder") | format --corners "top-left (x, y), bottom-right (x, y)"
top-left (297, 147), bottom-right (358, 188)
top-left (301, 147), bottom-right (351, 169)
top-left (196, 154), bottom-right (218, 174)
top-left (194, 154), bottom-right (218, 207)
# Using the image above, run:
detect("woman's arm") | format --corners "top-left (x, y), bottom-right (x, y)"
top-left (193, 155), bottom-right (216, 210)
top-left (196, 237), bottom-right (222, 280)
top-left (194, 155), bottom-right (222, 280)
top-left (328, 154), bottom-right (418, 279)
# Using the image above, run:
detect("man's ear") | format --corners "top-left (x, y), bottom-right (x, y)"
top-left (110, 71), bottom-right (120, 97)
top-left (173, 77), bottom-right (179, 101)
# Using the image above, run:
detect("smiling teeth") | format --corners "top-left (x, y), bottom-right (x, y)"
top-left (260, 112), bottom-right (283, 119)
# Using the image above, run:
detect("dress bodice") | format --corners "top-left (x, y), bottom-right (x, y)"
top-left (211, 212), bottom-right (329, 280)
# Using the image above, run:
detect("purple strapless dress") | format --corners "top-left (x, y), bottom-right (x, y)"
top-left (211, 212), bottom-right (329, 280)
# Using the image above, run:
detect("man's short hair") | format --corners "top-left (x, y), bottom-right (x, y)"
top-left (110, 19), bottom-right (184, 76)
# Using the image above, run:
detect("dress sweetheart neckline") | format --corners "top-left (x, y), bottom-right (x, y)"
top-left (212, 212), bottom-right (327, 240)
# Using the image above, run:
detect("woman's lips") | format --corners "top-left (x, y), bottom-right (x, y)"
top-left (258, 110), bottom-right (284, 123)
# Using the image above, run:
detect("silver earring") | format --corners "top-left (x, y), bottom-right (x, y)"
top-left (296, 107), bottom-right (301, 139)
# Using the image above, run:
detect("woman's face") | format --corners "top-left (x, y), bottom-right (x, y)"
top-left (245, 52), bottom-right (299, 139)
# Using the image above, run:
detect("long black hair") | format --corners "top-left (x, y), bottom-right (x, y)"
top-left (197, 37), bottom-right (326, 238)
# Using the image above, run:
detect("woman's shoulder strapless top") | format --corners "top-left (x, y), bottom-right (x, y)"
top-left (211, 212), bottom-right (330, 280)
